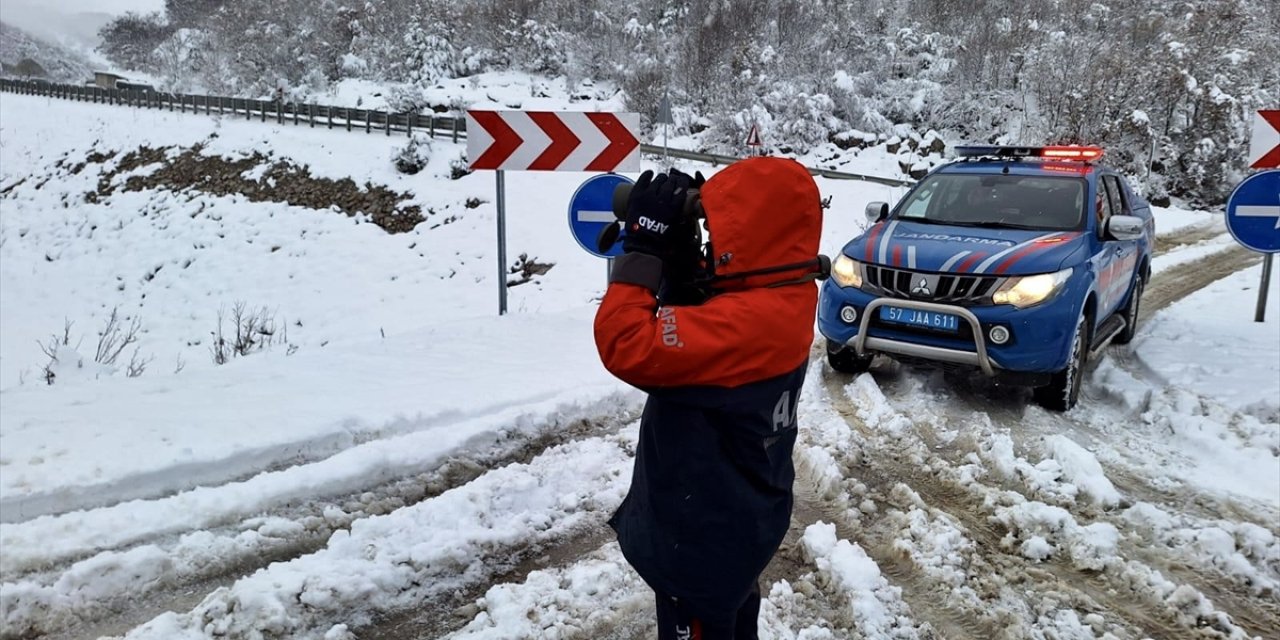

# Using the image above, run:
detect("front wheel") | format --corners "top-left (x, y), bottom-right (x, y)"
top-left (1034, 314), bottom-right (1088, 411)
top-left (1113, 276), bottom-right (1144, 345)
top-left (827, 341), bottom-right (873, 374)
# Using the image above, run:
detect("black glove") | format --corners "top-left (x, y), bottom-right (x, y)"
top-left (621, 169), bottom-right (694, 257)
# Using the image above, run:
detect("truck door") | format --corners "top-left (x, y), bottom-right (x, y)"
top-left (1102, 174), bottom-right (1138, 316)
top-left (1092, 179), bottom-right (1119, 316)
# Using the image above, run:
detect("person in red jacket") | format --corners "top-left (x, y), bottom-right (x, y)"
top-left (594, 157), bottom-right (826, 639)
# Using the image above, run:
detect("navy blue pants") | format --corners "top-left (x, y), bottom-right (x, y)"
top-left (654, 582), bottom-right (762, 640)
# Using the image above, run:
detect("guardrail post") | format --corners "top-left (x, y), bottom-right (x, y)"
top-left (384, 111), bottom-right (391, 136)
top-left (327, 106), bottom-right (333, 129)
top-left (429, 116), bottom-right (436, 139)
top-left (365, 109), bottom-right (372, 134)
top-left (452, 118), bottom-right (459, 144)
top-left (309, 103), bottom-right (315, 128)
top-left (407, 114), bottom-right (413, 137)
top-left (345, 108), bottom-right (352, 132)
top-left (293, 102), bottom-right (299, 126)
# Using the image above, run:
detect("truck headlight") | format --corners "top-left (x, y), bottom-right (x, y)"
top-left (832, 255), bottom-right (864, 288)
top-left (992, 267), bottom-right (1073, 308)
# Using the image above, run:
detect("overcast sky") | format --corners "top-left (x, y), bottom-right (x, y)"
top-left (3, 0), bottom-right (164, 17)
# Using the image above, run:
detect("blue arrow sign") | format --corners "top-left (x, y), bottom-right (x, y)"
top-left (1226, 169), bottom-right (1280, 254)
top-left (568, 173), bottom-right (634, 258)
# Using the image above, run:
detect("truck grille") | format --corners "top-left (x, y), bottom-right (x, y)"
top-left (864, 265), bottom-right (1001, 305)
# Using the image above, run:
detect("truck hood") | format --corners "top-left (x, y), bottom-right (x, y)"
top-left (844, 219), bottom-right (1085, 276)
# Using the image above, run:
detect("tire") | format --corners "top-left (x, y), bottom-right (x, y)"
top-left (1112, 275), bottom-right (1144, 345)
top-left (1034, 314), bottom-right (1089, 412)
top-left (827, 341), bottom-right (873, 374)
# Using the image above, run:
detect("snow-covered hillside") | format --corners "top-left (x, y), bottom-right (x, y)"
top-left (0, 91), bottom-right (1276, 640)
top-left (0, 22), bottom-right (93, 83)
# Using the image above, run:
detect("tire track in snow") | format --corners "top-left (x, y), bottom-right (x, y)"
top-left (358, 528), bottom-right (622, 639)
top-left (792, 459), bottom-right (986, 639)
top-left (817, 369), bottom-right (1254, 639)
top-left (359, 442), bottom-right (873, 638)
top-left (1153, 220), bottom-right (1226, 256)
top-left (1140, 244), bottom-right (1260, 323)
top-left (421, 492), bottom-right (918, 639)
top-left (104, 429), bottom-right (640, 640)
top-left (865, 371), bottom-right (1280, 640)
top-left (12, 408), bottom-right (641, 640)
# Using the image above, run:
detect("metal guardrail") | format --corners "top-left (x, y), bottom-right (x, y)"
top-left (0, 78), bottom-right (914, 187)
top-left (0, 78), bottom-right (465, 141)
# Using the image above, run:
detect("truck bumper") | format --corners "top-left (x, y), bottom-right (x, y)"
top-left (818, 282), bottom-right (1081, 376)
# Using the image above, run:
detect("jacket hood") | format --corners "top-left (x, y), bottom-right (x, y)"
top-left (699, 157), bottom-right (823, 285)
top-left (845, 219), bottom-right (1085, 275)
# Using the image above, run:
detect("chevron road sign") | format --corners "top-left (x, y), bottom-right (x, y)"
top-left (1249, 110), bottom-right (1280, 170)
top-left (464, 110), bottom-right (640, 315)
top-left (465, 111), bottom-right (640, 172)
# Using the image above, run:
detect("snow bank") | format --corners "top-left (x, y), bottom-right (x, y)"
top-left (117, 429), bottom-right (637, 639)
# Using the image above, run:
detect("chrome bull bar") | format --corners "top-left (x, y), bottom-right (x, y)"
top-left (848, 298), bottom-right (997, 376)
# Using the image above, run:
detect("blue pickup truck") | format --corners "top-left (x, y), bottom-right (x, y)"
top-left (819, 146), bottom-right (1153, 411)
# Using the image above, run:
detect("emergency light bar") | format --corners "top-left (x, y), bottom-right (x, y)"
top-left (955, 145), bottom-right (1105, 162)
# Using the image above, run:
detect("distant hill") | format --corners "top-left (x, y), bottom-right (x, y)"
top-left (0, 0), bottom-right (113, 51)
top-left (0, 21), bottom-right (93, 83)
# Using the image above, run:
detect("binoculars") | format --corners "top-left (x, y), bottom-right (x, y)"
top-left (596, 180), bottom-right (705, 254)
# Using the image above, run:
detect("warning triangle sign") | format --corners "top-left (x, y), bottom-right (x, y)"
top-left (745, 123), bottom-right (763, 147)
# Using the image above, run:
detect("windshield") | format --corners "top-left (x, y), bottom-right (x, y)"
top-left (896, 173), bottom-right (1085, 231)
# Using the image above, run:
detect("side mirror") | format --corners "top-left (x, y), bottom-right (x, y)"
top-left (1106, 215), bottom-right (1144, 242)
top-left (865, 202), bottom-right (889, 224)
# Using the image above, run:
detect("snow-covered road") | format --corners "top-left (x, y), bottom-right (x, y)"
top-left (1, 92), bottom-right (1276, 639)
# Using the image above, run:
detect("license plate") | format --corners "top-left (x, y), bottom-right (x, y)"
top-left (879, 306), bottom-right (960, 332)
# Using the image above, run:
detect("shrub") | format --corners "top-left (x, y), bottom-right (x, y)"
top-left (210, 302), bottom-right (287, 365)
top-left (392, 134), bottom-right (434, 175)
top-left (36, 308), bottom-right (151, 385)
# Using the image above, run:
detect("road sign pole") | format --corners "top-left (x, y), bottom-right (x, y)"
top-left (496, 170), bottom-right (508, 316)
top-left (656, 93), bottom-right (674, 168)
top-left (663, 123), bottom-right (669, 167)
top-left (1257, 253), bottom-right (1273, 323)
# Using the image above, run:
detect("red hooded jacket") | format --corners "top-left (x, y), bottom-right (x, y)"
top-left (595, 157), bottom-right (822, 388)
